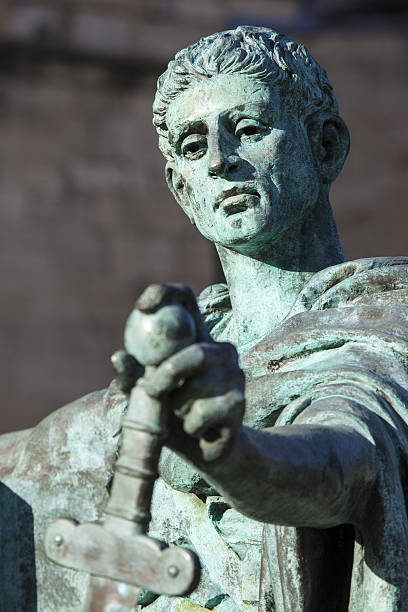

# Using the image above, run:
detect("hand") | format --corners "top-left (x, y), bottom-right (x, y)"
top-left (136, 284), bottom-right (245, 463)
top-left (111, 350), bottom-right (144, 394)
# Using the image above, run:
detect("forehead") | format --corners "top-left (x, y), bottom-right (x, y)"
top-left (166, 73), bottom-right (280, 135)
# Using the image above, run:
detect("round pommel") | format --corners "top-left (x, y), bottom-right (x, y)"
top-left (124, 304), bottom-right (196, 366)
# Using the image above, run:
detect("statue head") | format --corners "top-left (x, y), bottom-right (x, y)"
top-left (153, 27), bottom-right (350, 256)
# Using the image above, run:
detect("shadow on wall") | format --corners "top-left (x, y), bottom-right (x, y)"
top-left (0, 483), bottom-right (37, 611)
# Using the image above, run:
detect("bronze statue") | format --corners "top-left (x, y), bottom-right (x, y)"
top-left (1, 26), bottom-right (408, 611)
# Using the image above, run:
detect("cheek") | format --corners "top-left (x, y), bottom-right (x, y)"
top-left (178, 158), bottom-right (205, 184)
top-left (286, 125), bottom-right (315, 168)
top-left (181, 168), bottom-right (194, 183)
top-left (248, 144), bottom-right (278, 166)
top-left (181, 166), bottom-right (209, 199)
top-left (184, 183), bottom-right (210, 227)
top-left (242, 131), bottom-right (289, 169)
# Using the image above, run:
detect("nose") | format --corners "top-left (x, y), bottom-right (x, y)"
top-left (208, 128), bottom-right (239, 178)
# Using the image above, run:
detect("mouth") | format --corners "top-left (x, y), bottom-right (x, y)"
top-left (214, 186), bottom-right (260, 216)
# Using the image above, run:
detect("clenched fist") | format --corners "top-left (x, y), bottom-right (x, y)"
top-left (115, 284), bottom-right (245, 464)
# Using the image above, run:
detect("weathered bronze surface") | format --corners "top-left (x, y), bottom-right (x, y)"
top-left (1, 25), bottom-right (408, 612)
top-left (45, 296), bottom-right (201, 609)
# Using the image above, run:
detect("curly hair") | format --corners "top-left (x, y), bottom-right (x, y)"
top-left (153, 26), bottom-right (339, 161)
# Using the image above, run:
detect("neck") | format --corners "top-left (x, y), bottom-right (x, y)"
top-left (216, 193), bottom-right (346, 349)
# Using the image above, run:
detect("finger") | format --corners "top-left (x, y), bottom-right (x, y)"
top-left (144, 342), bottom-right (239, 397)
top-left (110, 349), bottom-right (144, 393)
top-left (171, 367), bottom-right (245, 417)
top-left (134, 284), bottom-right (211, 343)
top-left (164, 408), bottom-right (203, 465)
top-left (183, 390), bottom-right (245, 439)
top-left (183, 390), bottom-right (245, 462)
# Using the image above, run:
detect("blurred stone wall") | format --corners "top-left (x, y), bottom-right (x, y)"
top-left (0, 0), bottom-right (407, 433)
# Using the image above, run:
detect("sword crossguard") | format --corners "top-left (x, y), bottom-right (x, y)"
top-left (45, 519), bottom-right (199, 596)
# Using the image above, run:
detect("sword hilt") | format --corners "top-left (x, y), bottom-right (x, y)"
top-left (105, 302), bottom-right (196, 536)
top-left (45, 297), bottom-right (200, 601)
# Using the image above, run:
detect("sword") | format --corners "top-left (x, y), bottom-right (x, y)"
top-left (45, 285), bottom-right (201, 610)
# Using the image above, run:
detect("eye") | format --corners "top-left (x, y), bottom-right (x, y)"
top-left (181, 134), bottom-right (207, 160)
top-left (235, 119), bottom-right (265, 140)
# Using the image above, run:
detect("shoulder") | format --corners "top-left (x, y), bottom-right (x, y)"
top-left (289, 256), bottom-right (408, 315)
top-left (0, 429), bottom-right (32, 479)
top-left (1, 383), bottom-right (127, 481)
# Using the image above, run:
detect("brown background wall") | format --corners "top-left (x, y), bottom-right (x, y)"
top-left (0, 0), bottom-right (407, 433)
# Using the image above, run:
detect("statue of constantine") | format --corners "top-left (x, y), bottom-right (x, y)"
top-left (1, 26), bottom-right (408, 612)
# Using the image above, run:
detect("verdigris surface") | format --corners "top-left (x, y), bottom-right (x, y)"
top-left (1, 26), bottom-right (408, 611)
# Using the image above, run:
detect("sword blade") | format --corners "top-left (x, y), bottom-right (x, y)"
top-left (84, 576), bottom-right (140, 612)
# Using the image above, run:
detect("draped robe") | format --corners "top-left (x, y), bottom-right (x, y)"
top-left (200, 256), bottom-right (408, 611)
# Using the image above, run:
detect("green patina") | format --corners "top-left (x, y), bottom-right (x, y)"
top-left (0, 26), bottom-right (408, 612)
top-left (146, 27), bottom-right (408, 611)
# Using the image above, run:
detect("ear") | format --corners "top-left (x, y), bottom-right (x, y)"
top-left (165, 162), bottom-right (195, 224)
top-left (308, 115), bottom-right (350, 184)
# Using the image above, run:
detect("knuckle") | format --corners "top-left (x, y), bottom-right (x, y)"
top-left (183, 400), bottom-right (209, 436)
top-left (188, 343), bottom-right (207, 369)
top-left (162, 360), bottom-right (177, 379)
top-left (193, 400), bottom-right (207, 423)
top-left (184, 420), bottom-right (196, 436)
top-left (194, 344), bottom-right (206, 361)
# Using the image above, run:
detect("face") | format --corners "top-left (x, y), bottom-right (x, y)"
top-left (166, 73), bottom-right (321, 255)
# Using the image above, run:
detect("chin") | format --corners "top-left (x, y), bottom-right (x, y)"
top-left (217, 230), bottom-right (270, 256)
top-left (219, 215), bottom-right (277, 249)
top-left (217, 228), bottom-right (257, 248)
